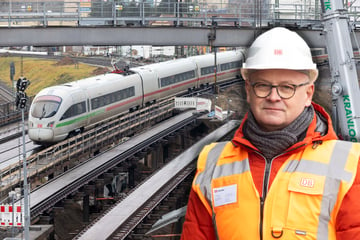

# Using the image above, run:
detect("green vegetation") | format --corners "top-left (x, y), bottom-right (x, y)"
top-left (0, 56), bottom-right (103, 97)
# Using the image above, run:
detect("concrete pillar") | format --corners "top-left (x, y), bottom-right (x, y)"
top-left (83, 194), bottom-right (89, 223)
top-left (95, 178), bottom-right (105, 198)
top-left (82, 184), bottom-right (94, 223)
top-left (151, 143), bottom-right (164, 169)
top-left (128, 164), bottom-right (136, 188)
top-left (183, 126), bottom-right (194, 149)
top-left (145, 150), bottom-right (152, 168)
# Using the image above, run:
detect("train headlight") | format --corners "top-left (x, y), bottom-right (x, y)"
top-left (47, 121), bottom-right (55, 128)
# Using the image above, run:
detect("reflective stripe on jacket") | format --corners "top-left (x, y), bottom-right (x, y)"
top-left (192, 140), bottom-right (360, 240)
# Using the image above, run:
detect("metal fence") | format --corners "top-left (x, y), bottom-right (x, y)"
top-left (0, 1), bottom-right (348, 28)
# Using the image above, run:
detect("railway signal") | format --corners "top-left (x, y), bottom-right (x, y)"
top-left (16, 77), bottom-right (30, 92)
top-left (15, 91), bottom-right (28, 110)
top-left (15, 77), bottom-right (30, 110)
top-left (14, 76), bottom-right (31, 239)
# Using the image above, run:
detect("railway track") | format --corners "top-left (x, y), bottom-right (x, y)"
top-left (0, 81), bottom-right (14, 104)
top-left (110, 165), bottom-right (195, 239)
top-left (0, 97), bottom-right (32, 127)
top-left (0, 81), bottom-right (17, 125)
top-left (0, 121), bottom-right (24, 143)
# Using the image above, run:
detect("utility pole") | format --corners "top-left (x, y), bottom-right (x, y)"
top-left (15, 77), bottom-right (30, 239)
top-left (10, 61), bottom-right (15, 96)
top-left (209, 16), bottom-right (218, 94)
top-left (214, 46), bottom-right (218, 94)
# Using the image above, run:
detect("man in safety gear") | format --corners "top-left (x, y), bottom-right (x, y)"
top-left (181, 27), bottom-right (360, 239)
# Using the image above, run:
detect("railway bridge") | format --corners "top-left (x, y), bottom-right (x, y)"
top-left (0, 1), bottom-right (360, 48)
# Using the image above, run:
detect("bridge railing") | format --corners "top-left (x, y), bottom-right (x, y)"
top-left (0, 1), bottom-right (358, 28)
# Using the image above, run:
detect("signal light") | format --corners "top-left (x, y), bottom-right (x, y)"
top-left (19, 98), bottom-right (27, 109)
top-left (16, 91), bottom-right (28, 110)
top-left (16, 77), bottom-right (30, 92)
top-left (15, 77), bottom-right (30, 110)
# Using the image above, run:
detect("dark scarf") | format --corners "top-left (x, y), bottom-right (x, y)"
top-left (243, 105), bottom-right (314, 160)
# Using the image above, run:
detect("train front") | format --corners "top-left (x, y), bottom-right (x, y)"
top-left (28, 94), bottom-right (62, 145)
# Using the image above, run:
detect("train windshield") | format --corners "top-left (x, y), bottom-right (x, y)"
top-left (31, 95), bottom-right (62, 119)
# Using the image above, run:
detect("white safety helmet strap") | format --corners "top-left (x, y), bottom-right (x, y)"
top-left (241, 27), bottom-right (318, 82)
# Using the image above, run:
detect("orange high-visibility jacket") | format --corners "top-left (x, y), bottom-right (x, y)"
top-left (181, 103), bottom-right (360, 240)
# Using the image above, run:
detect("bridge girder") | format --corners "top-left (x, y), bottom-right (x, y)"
top-left (0, 26), bottom-right (339, 48)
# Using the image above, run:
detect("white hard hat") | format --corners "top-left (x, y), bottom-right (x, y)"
top-left (242, 27), bottom-right (318, 82)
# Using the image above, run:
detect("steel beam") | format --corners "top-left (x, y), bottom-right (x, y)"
top-left (0, 26), bottom-right (341, 48)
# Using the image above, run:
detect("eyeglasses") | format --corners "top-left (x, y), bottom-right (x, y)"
top-left (250, 81), bottom-right (310, 99)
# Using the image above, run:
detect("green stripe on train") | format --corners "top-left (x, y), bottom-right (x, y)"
top-left (55, 110), bottom-right (104, 128)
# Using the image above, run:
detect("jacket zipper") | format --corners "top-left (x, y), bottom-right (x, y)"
top-left (257, 143), bottom-right (308, 240)
top-left (259, 154), bottom-right (272, 240)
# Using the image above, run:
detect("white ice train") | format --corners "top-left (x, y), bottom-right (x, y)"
top-left (28, 50), bottom-right (245, 145)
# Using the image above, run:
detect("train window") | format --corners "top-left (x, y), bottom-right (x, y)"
top-left (105, 95), bottom-right (111, 105)
top-left (188, 71), bottom-right (195, 79)
top-left (31, 95), bottom-right (62, 119)
top-left (92, 98), bottom-right (99, 109)
top-left (220, 61), bottom-right (241, 71)
top-left (90, 86), bottom-right (135, 110)
top-left (60, 101), bottom-right (86, 121)
top-left (111, 94), bottom-right (116, 104)
top-left (98, 98), bottom-right (105, 108)
top-left (160, 70), bottom-right (196, 87)
top-left (201, 66), bottom-right (215, 75)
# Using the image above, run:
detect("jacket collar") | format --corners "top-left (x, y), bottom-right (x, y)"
top-left (232, 102), bottom-right (338, 151)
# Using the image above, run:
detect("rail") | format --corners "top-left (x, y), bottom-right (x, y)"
top-left (109, 165), bottom-right (194, 239)
top-left (29, 109), bottom-right (200, 219)
top-left (0, 97), bottom-right (32, 127)
top-left (0, 1), bottom-right (356, 28)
